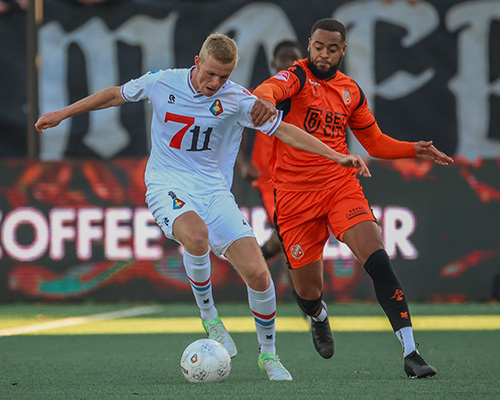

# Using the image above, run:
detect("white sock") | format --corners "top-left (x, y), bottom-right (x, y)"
top-left (396, 326), bottom-right (417, 357)
top-left (247, 281), bottom-right (276, 355)
top-left (183, 249), bottom-right (218, 322)
top-left (312, 307), bottom-right (327, 322)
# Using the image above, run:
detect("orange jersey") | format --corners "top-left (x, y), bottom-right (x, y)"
top-left (253, 59), bottom-right (414, 191)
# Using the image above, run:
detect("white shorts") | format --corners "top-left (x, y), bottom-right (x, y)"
top-left (146, 184), bottom-right (254, 256)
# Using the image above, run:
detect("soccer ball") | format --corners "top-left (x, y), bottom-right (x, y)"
top-left (180, 338), bottom-right (231, 383)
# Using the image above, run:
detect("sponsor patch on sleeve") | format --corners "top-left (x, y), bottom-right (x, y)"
top-left (273, 70), bottom-right (290, 82)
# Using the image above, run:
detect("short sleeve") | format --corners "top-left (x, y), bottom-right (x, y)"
top-left (121, 70), bottom-right (159, 103)
top-left (236, 89), bottom-right (283, 135)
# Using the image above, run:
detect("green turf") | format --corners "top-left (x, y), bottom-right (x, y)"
top-left (0, 302), bottom-right (499, 400)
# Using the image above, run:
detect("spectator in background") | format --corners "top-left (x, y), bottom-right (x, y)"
top-left (0, 0), bottom-right (27, 14)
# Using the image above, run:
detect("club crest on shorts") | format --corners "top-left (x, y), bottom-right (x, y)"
top-left (290, 244), bottom-right (304, 260)
top-left (209, 99), bottom-right (223, 116)
top-left (168, 191), bottom-right (185, 210)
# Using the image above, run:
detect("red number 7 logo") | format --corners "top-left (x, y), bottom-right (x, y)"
top-left (165, 112), bottom-right (195, 149)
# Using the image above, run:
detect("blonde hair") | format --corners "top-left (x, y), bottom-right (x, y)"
top-left (199, 33), bottom-right (238, 65)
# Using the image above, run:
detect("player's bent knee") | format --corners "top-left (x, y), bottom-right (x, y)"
top-left (242, 265), bottom-right (271, 290)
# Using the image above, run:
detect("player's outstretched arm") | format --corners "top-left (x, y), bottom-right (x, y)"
top-left (414, 141), bottom-right (454, 166)
top-left (273, 121), bottom-right (371, 177)
top-left (35, 86), bottom-right (125, 133)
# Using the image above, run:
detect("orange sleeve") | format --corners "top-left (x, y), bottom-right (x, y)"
top-left (253, 69), bottom-right (302, 105)
top-left (352, 122), bottom-right (417, 159)
top-left (252, 83), bottom-right (282, 105)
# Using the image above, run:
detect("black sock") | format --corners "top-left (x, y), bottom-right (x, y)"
top-left (364, 249), bottom-right (412, 331)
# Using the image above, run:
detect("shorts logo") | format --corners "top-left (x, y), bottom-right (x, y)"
top-left (346, 207), bottom-right (369, 220)
top-left (274, 71), bottom-right (290, 82)
top-left (164, 217), bottom-right (170, 227)
top-left (209, 99), bottom-right (223, 116)
top-left (290, 244), bottom-right (304, 260)
top-left (168, 94), bottom-right (175, 104)
top-left (342, 89), bottom-right (351, 105)
top-left (168, 191), bottom-right (185, 210)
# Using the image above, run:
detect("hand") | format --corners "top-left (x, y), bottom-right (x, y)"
top-left (35, 111), bottom-right (64, 133)
top-left (339, 155), bottom-right (372, 178)
top-left (250, 99), bottom-right (276, 127)
top-left (414, 141), bottom-right (454, 166)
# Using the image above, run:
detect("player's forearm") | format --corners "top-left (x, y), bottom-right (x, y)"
top-left (274, 122), bottom-right (345, 164)
top-left (61, 86), bottom-right (125, 119)
top-left (352, 122), bottom-right (416, 159)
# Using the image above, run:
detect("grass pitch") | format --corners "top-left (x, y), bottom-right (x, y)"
top-left (0, 302), bottom-right (499, 400)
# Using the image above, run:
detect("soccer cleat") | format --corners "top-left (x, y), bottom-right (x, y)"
top-left (310, 301), bottom-right (334, 359)
top-left (258, 353), bottom-right (293, 381)
top-left (404, 350), bottom-right (437, 378)
top-left (202, 315), bottom-right (237, 358)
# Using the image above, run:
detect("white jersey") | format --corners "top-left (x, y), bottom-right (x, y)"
top-left (121, 67), bottom-right (283, 196)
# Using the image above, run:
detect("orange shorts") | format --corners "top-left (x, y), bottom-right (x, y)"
top-left (274, 178), bottom-right (375, 269)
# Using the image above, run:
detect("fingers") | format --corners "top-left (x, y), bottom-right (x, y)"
top-left (252, 110), bottom-right (274, 127)
top-left (356, 159), bottom-right (371, 178)
top-left (250, 99), bottom-right (276, 126)
top-left (34, 121), bottom-right (44, 134)
top-left (429, 145), bottom-right (454, 165)
top-left (252, 109), bottom-right (275, 127)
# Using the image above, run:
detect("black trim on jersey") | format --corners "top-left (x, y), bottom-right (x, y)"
top-left (275, 63), bottom-right (306, 119)
top-left (290, 63), bottom-right (307, 93)
top-left (350, 120), bottom-right (376, 130)
top-left (353, 80), bottom-right (365, 111)
top-left (277, 99), bottom-right (292, 118)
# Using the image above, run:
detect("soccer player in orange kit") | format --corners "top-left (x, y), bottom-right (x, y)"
top-left (251, 18), bottom-right (454, 378)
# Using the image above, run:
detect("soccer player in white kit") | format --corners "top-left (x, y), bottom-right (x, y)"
top-left (35, 33), bottom-right (370, 381)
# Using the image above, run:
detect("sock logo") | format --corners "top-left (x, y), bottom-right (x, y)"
top-left (391, 289), bottom-right (404, 301)
top-left (266, 335), bottom-right (273, 340)
top-left (400, 311), bottom-right (409, 319)
top-left (203, 299), bottom-right (210, 304)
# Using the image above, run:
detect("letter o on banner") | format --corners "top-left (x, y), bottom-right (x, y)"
top-left (1, 208), bottom-right (49, 261)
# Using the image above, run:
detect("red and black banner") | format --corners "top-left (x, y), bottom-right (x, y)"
top-left (1, 158), bottom-right (499, 302)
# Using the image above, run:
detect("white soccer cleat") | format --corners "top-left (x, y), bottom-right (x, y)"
top-left (202, 315), bottom-right (237, 358)
top-left (258, 353), bottom-right (293, 381)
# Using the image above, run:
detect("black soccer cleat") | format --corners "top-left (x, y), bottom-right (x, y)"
top-left (310, 301), bottom-right (334, 359)
top-left (404, 350), bottom-right (437, 378)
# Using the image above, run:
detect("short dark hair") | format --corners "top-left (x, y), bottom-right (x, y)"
top-left (273, 39), bottom-right (303, 58)
top-left (311, 19), bottom-right (346, 42)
